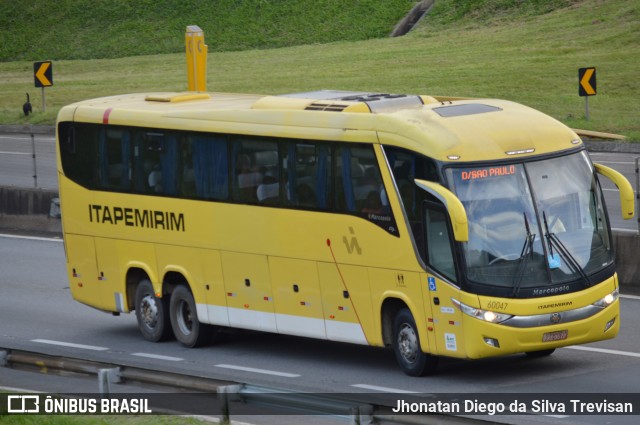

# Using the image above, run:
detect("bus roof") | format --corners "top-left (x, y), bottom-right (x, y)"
top-left (58, 90), bottom-right (581, 162)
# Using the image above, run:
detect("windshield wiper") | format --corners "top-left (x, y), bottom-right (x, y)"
top-left (543, 211), bottom-right (592, 287)
top-left (512, 212), bottom-right (535, 297)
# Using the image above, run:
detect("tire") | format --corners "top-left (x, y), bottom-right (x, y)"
top-left (392, 308), bottom-right (438, 376)
top-left (169, 285), bottom-right (213, 348)
top-left (134, 279), bottom-right (172, 342)
top-left (525, 348), bottom-right (555, 358)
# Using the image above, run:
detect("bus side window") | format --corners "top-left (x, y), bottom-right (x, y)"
top-left (385, 147), bottom-right (439, 220)
top-left (232, 138), bottom-right (277, 204)
top-left (336, 145), bottom-right (398, 235)
top-left (284, 142), bottom-right (332, 210)
top-left (335, 146), bottom-right (359, 212)
top-left (99, 128), bottom-right (131, 191)
top-left (58, 122), bottom-right (99, 189)
top-left (336, 145), bottom-right (386, 213)
top-left (189, 133), bottom-right (229, 200)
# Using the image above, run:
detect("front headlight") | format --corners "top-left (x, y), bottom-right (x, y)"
top-left (451, 298), bottom-right (513, 323)
top-left (592, 288), bottom-right (619, 308)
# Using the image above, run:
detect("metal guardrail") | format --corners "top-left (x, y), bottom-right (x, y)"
top-left (0, 347), bottom-right (491, 425)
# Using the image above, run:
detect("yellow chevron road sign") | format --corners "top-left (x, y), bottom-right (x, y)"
top-left (34, 61), bottom-right (53, 88)
top-left (578, 67), bottom-right (596, 96)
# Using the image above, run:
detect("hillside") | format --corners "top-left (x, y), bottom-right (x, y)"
top-left (0, 0), bottom-right (414, 61)
top-left (0, 0), bottom-right (638, 139)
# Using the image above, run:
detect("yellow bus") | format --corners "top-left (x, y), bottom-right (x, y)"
top-left (56, 90), bottom-right (634, 376)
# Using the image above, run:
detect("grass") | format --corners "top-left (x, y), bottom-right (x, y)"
top-left (0, 0), bottom-right (638, 139)
top-left (0, 0), bottom-right (414, 61)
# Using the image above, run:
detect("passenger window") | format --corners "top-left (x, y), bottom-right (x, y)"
top-left (58, 122), bottom-right (99, 189)
top-left (385, 147), bottom-right (439, 220)
top-left (336, 146), bottom-right (383, 212)
top-left (187, 133), bottom-right (229, 200)
top-left (283, 142), bottom-right (332, 209)
top-left (424, 203), bottom-right (457, 282)
top-left (336, 145), bottom-right (398, 236)
top-left (232, 139), bottom-right (278, 204)
top-left (99, 128), bottom-right (131, 191)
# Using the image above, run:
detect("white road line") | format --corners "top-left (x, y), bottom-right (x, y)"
top-left (0, 385), bottom-right (39, 393)
top-left (591, 161), bottom-right (636, 165)
top-left (621, 294), bottom-right (640, 300)
top-left (351, 384), bottom-right (417, 394)
top-left (131, 352), bottom-right (183, 362)
top-left (0, 151), bottom-right (30, 155)
top-left (0, 234), bottom-right (63, 243)
top-left (602, 188), bottom-right (637, 193)
top-left (31, 339), bottom-right (108, 351)
top-left (566, 346), bottom-right (640, 358)
top-left (215, 364), bottom-right (300, 378)
top-left (0, 136), bottom-right (54, 141)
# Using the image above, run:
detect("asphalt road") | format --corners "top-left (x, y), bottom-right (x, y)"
top-left (0, 234), bottom-right (639, 424)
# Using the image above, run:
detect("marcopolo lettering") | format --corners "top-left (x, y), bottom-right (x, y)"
top-left (88, 204), bottom-right (185, 232)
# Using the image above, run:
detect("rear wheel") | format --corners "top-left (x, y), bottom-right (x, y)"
top-left (392, 308), bottom-right (438, 376)
top-left (169, 285), bottom-right (214, 348)
top-left (134, 279), bottom-right (172, 342)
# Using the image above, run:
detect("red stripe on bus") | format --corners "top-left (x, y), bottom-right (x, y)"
top-left (103, 108), bottom-right (113, 124)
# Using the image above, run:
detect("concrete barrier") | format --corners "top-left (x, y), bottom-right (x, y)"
top-left (613, 230), bottom-right (640, 293)
top-left (0, 186), bottom-right (62, 236)
top-left (0, 186), bottom-right (58, 215)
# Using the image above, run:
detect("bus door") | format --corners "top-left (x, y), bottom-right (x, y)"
top-left (415, 179), bottom-right (469, 358)
top-left (422, 202), bottom-right (466, 357)
top-left (220, 251), bottom-right (277, 332)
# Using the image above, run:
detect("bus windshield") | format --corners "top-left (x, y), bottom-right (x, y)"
top-left (445, 151), bottom-right (612, 292)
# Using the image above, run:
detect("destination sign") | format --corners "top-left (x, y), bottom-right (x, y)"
top-left (461, 165), bottom-right (516, 181)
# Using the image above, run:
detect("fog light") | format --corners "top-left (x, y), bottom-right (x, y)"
top-left (483, 337), bottom-right (500, 348)
top-left (604, 317), bottom-right (616, 332)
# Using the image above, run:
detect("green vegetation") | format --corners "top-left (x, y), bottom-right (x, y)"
top-left (0, 0), bottom-right (638, 139)
top-left (0, 0), bottom-right (414, 61)
top-left (422, 0), bottom-right (582, 25)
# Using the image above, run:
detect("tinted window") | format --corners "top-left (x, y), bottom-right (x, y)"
top-left (58, 122), bottom-right (398, 235)
top-left (283, 142), bottom-right (332, 210)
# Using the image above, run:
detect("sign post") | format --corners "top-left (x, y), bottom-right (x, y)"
top-left (578, 67), bottom-right (596, 121)
top-left (33, 61), bottom-right (53, 112)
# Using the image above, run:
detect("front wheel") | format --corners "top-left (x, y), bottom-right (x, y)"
top-left (134, 279), bottom-right (172, 342)
top-left (392, 308), bottom-right (438, 376)
top-left (169, 285), bottom-right (214, 348)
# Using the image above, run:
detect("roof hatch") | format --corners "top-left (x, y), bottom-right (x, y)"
top-left (433, 103), bottom-right (502, 117)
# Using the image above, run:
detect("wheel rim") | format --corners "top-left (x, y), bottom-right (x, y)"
top-left (397, 323), bottom-right (419, 364)
top-left (140, 294), bottom-right (158, 329)
top-left (176, 299), bottom-right (193, 336)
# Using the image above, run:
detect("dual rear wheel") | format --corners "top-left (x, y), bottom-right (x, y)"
top-left (134, 280), bottom-right (218, 347)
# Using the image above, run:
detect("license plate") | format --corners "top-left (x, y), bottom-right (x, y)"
top-left (542, 330), bottom-right (568, 342)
